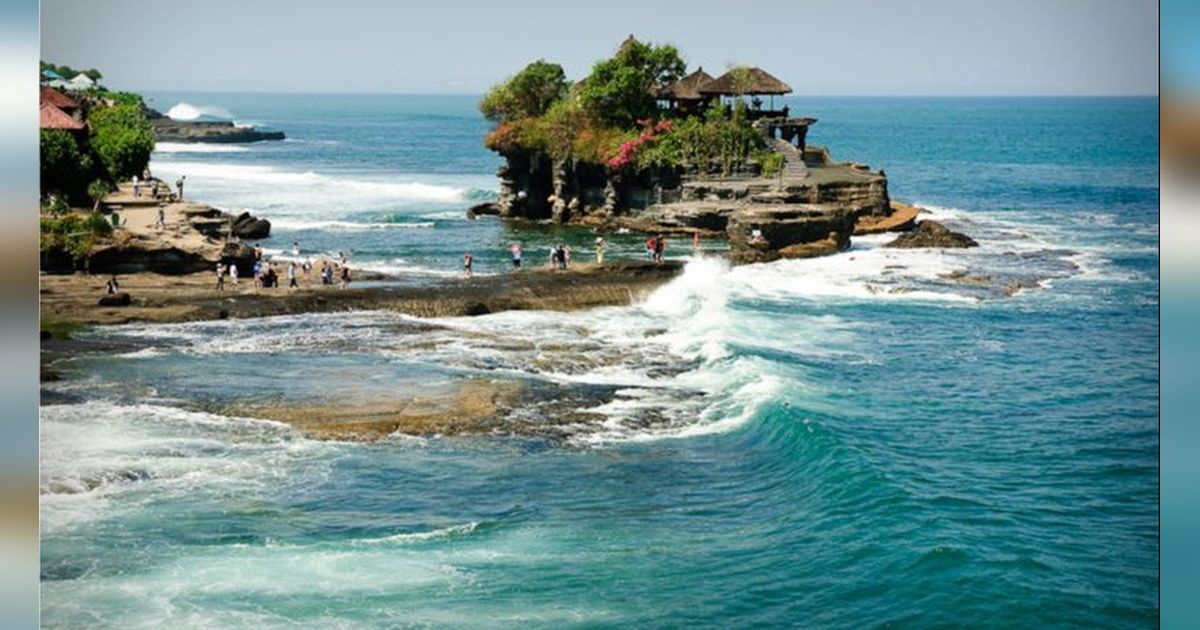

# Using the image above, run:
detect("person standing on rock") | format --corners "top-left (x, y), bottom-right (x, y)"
top-left (463, 252), bottom-right (474, 278)
top-left (175, 175), bottom-right (185, 201)
top-left (155, 205), bottom-right (166, 231)
top-left (288, 262), bottom-right (299, 289)
top-left (106, 276), bottom-right (119, 294)
top-left (292, 242), bottom-right (300, 258)
top-left (654, 234), bottom-right (666, 263)
top-left (509, 244), bottom-right (522, 270)
top-left (339, 264), bottom-right (350, 290)
top-left (216, 262), bottom-right (226, 291)
top-left (595, 236), bottom-right (606, 264)
top-left (302, 258), bottom-right (313, 287)
top-left (132, 174), bottom-right (140, 198)
top-left (229, 261), bottom-right (239, 286)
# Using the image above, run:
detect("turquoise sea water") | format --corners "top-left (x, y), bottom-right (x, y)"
top-left (41, 95), bottom-right (1159, 628)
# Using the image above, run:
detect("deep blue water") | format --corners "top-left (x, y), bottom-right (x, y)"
top-left (41, 95), bottom-right (1158, 628)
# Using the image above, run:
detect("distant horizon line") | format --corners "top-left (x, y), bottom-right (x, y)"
top-left (124, 89), bottom-right (1160, 99)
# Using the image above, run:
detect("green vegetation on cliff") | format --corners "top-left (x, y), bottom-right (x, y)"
top-left (481, 37), bottom-right (766, 176)
top-left (40, 62), bottom-right (154, 206)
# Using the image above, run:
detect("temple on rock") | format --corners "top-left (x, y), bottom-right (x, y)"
top-left (480, 36), bottom-right (905, 263)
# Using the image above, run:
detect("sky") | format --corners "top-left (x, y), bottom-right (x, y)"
top-left (41, 0), bottom-right (1158, 96)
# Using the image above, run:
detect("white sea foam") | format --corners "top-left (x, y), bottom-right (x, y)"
top-left (39, 401), bottom-right (322, 534)
top-left (270, 219), bottom-right (436, 232)
top-left (148, 161), bottom-right (468, 202)
top-left (353, 522), bottom-right (480, 545)
top-left (419, 210), bottom-right (471, 221)
top-left (154, 142), bottom-right (250, 154)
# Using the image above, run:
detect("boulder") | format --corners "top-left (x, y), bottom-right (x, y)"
top-left (222, 241), bottom-right (258, 277)
top-left (98, 292), bottom-right (132, 307)
top-left (727, 204), bottom-right (855, 264)
top-left (231, 212), bottom-right (271, 239)
top-left (884, 220), bottom-right (977, 249)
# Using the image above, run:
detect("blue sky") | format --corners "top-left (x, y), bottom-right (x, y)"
top-left (41, 0), bottom-right (1158, 96)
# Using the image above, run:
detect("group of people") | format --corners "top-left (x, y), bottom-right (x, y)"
top-left (460, 235), bottom-right (631, 278)
top-left (131, 169), bottom-right (186, 203)
top-left (214, 241), bottom-right (352, 292)
top-left (645, 234), bottom-right (667, 263)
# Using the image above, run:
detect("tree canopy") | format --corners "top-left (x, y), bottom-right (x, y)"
top-left (88, 103), bottom-right (155, 182)
top-left (577, 38), bottom-right (685, 128)
top-left (480, 60), bottom-right (569, 123)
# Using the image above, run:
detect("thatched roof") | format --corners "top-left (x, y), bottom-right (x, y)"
top-left (657, 67), bottom-right (716, 100)
top-left (699, 67), bottom-right (792, 96)
top-left (40, 103), bottom-right (84, 130)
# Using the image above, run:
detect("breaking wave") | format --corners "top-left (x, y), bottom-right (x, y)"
top-left (165, 102), bottom-right (235, 122)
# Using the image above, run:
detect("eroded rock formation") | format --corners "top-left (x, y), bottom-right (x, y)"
top-left (884, 220), bottom-right (979, 249)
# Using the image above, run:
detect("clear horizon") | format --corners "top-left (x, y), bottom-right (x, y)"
top-left (41, 0), bottom-right (1159, 97)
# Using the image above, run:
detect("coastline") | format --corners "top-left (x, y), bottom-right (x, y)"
top-left (40, 259), bottom-right (686, 328)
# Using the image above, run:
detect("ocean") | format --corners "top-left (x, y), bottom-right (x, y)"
top-left (40, 94), bottom-right (1159, 628)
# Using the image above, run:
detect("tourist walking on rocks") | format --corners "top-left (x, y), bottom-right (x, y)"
top-left (175, 175), bottom-right (185, 201)
top-left (645, 237), bottom-right (656, 259)
top-left (339, 265), bottom-right (350, 290)
top-left (132, 174), bottom-right (140, 198)
top-left (302, 258), bottom-right (313, 286)
top-left (288, 262), bottom-right (299, 289)
top-left (229, 261), bottom-right (238, 285)
top-left (216, 262), bottom-right (226, 291)
top-left (509, 244), bottom-right (522, 270)
top-left (653, 234), bottom-right (666, 263)
top-left (155, 205), bottom-right (166, 231)
top-left (463, 252), bottom-right (474, 278)
top-left (106, 276), bottom-right (119, 294)
top-left (252, 260), bottom-right (263, 289)
top-left (595, 237), bottom-right (606, 264)
top-left (322, 261), bottom-right (334, 286)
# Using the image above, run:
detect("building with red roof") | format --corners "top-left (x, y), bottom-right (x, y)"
top-left (40, 103), bottom-right (85, 131)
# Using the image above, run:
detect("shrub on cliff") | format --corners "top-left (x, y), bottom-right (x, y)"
top-left (40, 129), bottom-right (94, 203)
top-left (40, 211), bottom-right (112, 268)
top-left (480, 60), bottom-right (569, 123)
top-left (88, 103), bottom-right (155, 182)
top-left (640, 104), bottom-right (765, 176)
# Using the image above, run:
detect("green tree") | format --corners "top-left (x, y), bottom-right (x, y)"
top-left (88, 103), bottom-right (155, 181)
top-left (40, 129), bottom-right (93, 201)
top-left (480, 60), bottom-right (569, 123)
top-left (578, 37), bottom-right (685, 128)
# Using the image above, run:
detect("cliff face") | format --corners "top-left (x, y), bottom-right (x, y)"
top-left (491, 143), bottom-right (892, 264)
top-left (496, 149), bottom-right (682, 224)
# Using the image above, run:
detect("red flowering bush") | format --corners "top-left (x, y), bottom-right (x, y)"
top-left (606, 119), bottom-right (673, 170)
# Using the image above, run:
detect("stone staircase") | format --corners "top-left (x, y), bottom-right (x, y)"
top-left (770, 139), bottom-right (809, 181)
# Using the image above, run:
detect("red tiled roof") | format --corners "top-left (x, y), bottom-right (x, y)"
top-left (40, 103), bottom-right (85, 130)
top-left (40, 86), bottom-right (79, 111)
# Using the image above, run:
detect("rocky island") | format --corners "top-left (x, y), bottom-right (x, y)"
top-left (474, 36), bottom-right (972, 259)
top-left (147, 108), bottom-right (286, 143)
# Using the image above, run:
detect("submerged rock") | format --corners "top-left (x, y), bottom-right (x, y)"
top-left (884, 220), bottom-right (978, 249)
